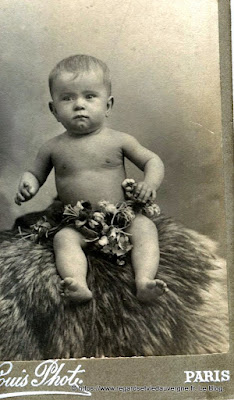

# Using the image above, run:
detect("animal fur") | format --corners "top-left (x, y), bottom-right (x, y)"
top-left (0, 206), bottom-right (228, 360)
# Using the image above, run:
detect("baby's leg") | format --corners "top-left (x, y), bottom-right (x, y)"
top-left (127, 214), bottom-right (167, 303)
top-left (53, 227), bottom-right (92, 303)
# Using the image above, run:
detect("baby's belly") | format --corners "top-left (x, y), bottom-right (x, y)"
top-left (55, 168), bottom-right (126, 206)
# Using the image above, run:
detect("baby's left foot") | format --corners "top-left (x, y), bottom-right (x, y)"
top-left (59, 277), bottom-right (93, 303)
top-left (136, 278), bottom-right (169, 303)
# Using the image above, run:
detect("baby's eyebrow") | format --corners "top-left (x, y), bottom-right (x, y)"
top-left (83, 90), bottom-right (99, 94)
top-left (58, 92), bottom-right (75, 99)
top-left (60, 91), bottom-right (74, 95)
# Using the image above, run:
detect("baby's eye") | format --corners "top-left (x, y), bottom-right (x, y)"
top-left (86, 94), bottom-right (96, 99)
top-left (62, 95), bottom-right (73, 101)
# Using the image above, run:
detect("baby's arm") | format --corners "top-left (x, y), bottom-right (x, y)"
top-left (15, 141), bottom-right (53, 205)
top-left (122, 134), bottom-right (164, 203)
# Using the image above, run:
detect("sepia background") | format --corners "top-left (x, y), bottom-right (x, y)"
top-left (0, 0), bottom-right (225, 253)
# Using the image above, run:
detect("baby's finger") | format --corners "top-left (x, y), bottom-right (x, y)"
top-left (137, 188), bottom-right (148, 202)
top-left (134, 182), bottom-right (144, 196)
top-left (15, 192), bottom-right (25, 205)
top-left (141, 189), bottom-right (152, 203)
top-left (20, 187), bottom-right (32, 199)
top-left (15, 196), bottom-right (21, 205)
top-left (151, 190), bottom-right (157, 201)
top-left (23, 182), bottom-right (33, 194)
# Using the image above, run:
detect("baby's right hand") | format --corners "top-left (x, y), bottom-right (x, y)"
top-left (15, 182), bottom-right (33, 205)
top-left (15, 172), bottom-right (40, 206)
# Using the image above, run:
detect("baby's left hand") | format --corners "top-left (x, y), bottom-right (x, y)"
top-left (133, 181), bottom-right (156, 203)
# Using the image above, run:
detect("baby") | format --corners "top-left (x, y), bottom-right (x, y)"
top-left (15, 54), bottom-right (166, 303)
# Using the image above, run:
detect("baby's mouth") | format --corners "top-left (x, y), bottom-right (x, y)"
top-left (73, 115), bottom-right (89, 119)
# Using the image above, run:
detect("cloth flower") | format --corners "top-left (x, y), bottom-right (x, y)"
top-left (98, 201), bottom-right (117, 214)
top-left (73, 201), bottom-right (84, 214)
top-left (122, 178), bottom-right (136, 191)
top-left (143, 203), bottom-right (161, 219)
top-left (93, 212), bottom-right (105, 223)
top-left (98, 236), bottom-right (109, 246)
top-left (89, 219), bottom-right (99, 229)
top-left (33, 217), bottom-right (51, 235)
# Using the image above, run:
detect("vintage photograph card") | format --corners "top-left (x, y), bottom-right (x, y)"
top-left (0, 0), bottom-right (233, 398)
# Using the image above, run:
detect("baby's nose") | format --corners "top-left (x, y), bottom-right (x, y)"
top-left (73, 98), bottom-right (85, 109)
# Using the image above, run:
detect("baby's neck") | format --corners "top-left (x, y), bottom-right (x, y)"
top-left (66, 126), bottom-right (106, 138)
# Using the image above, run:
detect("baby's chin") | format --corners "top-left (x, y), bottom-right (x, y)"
top-left (72, 120), bottom-right (90, 131)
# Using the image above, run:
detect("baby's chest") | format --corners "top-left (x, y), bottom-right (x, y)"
top-left (52, 143), bottom-right (123, 172)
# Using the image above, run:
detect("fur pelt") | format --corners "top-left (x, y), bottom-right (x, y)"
top-left (0, 207), bottom-right (228, 360)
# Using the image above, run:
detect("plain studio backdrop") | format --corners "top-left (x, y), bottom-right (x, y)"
top-left (0, 0), bottom-right (226, 252)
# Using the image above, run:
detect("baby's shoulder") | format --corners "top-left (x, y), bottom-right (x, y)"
top-left (107, 128), bottom-right (136, 146)
top-left (47, 132), bottom-right (67, 147)
top-left (38, 133), bottom-right (65, 156)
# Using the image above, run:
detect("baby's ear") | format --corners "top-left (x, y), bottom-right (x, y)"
top-left (106, 96), bottom-right (114, 117)
top-left (49, 102), bottom-right (59, 121)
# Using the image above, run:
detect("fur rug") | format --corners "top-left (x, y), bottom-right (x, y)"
top-left (0, 205), bottom-right (228, 360)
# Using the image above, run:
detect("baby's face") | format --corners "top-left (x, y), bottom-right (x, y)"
top-left (50, 70), bottom-right (113, 135)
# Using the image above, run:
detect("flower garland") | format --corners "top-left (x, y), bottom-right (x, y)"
top-left (19, 179), bottom-right (161, 265)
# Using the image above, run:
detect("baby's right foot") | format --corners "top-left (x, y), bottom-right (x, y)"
top-left (136, 278), bottom-right (169, 303)
top-left (59, 277), bottom-right (93, 303)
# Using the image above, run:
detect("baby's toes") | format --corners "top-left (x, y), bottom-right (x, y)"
top-left (63, 277), bottom-right (73, 286)
top-left (63, 277), bottom-right (78, 291)
top-left (59, 280), bottom-right (65, 292)
top-left (155, 279), bottom-right (169, 294)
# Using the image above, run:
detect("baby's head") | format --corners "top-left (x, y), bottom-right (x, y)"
top-left (48, 55), bottom-right (113, 135)
top-left (49, 54), bottom-right (112, 98)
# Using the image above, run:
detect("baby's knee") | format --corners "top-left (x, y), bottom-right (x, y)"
top-left (129, 214), bottom-right (157, 235)
top-left (53, 227), bottom-right (84, 250)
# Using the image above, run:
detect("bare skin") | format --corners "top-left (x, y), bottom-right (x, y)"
top-left (15, 69), bottom-right (165, 303)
